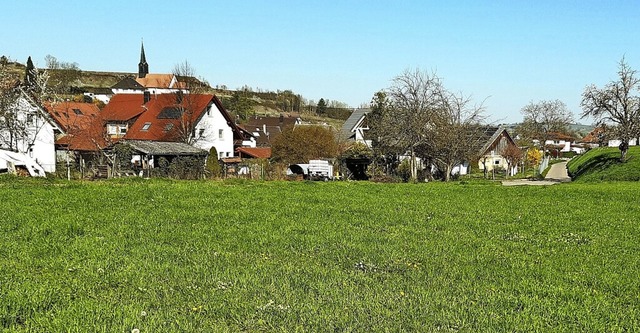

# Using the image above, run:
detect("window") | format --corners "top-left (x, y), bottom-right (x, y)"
top-left (107, 124), bottom-right (118, 135)
top-left (494, 160), bottom-right (500, 165)
top-left (142, 122), bottom-right (152, 131)
top-left (218, 129), bottom-right (223, 140)
top-left (107, 124), bottom-right (128, 136)
top-left (219, 152), bottom-right (224, 158)
top-left (26, 113), bottom-right (35, 125)
top-left (199, 128), bottom-right (205, 137)
top-left (72, 108), bottom-right (83, 115)
top-left (164, 123), bottom-right (174, 132)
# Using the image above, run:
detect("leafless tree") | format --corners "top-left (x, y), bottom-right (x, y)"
top-left (519, 99), bottom-right (573, 155)
top-left (171, 60), bottom-right (206, 145)
top-left (419, 90), bottom-right (487, 181)
top-left (368, 69), bottom-right (486, 181)
top-left (0, 63), bottom-right (55, 153)
top-left (382, 69), bottom-right (443, 180)
top-left (581, 58), bottom-right (640, 162)
top-left (501, 144), bottom-right (523, 178)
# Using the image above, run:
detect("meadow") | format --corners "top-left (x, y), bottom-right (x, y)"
top-left (0, 178), bottom-right (639, 332)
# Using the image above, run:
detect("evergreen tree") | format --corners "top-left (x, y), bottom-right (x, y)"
top-left (205, 146), bottom-right (222, 178)
top-left (316, 98), bottom-right (327, 115)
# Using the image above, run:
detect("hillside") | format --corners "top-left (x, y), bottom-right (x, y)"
top-left (567, 146), bottom-right (640, 181)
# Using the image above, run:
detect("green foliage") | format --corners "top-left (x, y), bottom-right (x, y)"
top-left (316, 98), bottom-right (327, 115)
top-left (222, 91), bottom-right (254, 121)
top-left (271, 125), bottom-right (338, 164)
top-left (1, 180), bottom-right (639, 331)
top-left (567, 146), bottom-right (640, 181)
top-left (205, 147), bottom-right (221, 178)
top-left (167, 156), bottom-right (205, 179)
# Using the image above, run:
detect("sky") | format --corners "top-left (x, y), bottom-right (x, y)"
top-left (2, 1), bottom-right (639, 124)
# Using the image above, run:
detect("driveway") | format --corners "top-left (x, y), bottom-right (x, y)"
top-left (502, 161), bottom-right (571, 186)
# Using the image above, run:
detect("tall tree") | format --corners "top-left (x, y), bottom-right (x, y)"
top-left (581, 58), bottom-right (640, 162)
top-left (519, 99), bottom-right (573, 155)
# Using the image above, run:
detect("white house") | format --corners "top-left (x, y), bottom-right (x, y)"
top-left (102, 93), bottom-right (253, 162)
top-left (0, 92), bottom-right (62, 173)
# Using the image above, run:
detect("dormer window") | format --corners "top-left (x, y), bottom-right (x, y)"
top-left (142, 122), bottom-right (151, 131)
top-left (72, 108), bottom-right (83, 115)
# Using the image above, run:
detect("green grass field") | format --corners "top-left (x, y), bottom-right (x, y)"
top-left (1, 178), bottom-right (639, 332)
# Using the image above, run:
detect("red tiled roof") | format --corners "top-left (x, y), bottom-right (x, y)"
top-left (55, 114), bottom-right (110, 152)
top-left (101, 94), bottom-right (146, 121)
top-left (236, 147), bottom-right (272, 159)
top-left (124, 93), bottom-right (214, 141)
top-left (45, 101), bottom-right (100, 132)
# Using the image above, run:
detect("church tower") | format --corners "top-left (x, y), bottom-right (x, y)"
top-left (138, 41), bottom-right (149, 78)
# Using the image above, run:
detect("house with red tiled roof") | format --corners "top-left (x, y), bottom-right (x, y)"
top-left (45, 101), bottom-right (108, 163)
top-left (101, 93), bottom-right (254, 159)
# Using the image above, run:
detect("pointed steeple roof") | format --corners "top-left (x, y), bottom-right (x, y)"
top-left (138, 41), bottom-right (149, 78)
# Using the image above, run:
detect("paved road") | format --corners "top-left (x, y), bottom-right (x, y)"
top-left (544, 161), bottom-right (571, 182)
top-left (502, 161), bottom-right (571, 186)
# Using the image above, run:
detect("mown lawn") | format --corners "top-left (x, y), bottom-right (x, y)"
top-left (0, 178), bottom-right (639, 332)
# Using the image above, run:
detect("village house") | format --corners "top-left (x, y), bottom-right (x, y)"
top-left (452, 126), bottom-right (519, 176)
top-left (0, 90), bottom-right (62, 174)
top-left (101, 92), bottom-right (253, 159)
top-left (340, 108), bottom-right (371, 147)
top-left (240, 114), bottom-right (301, 147)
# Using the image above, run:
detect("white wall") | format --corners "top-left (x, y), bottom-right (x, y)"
top-left (192, 103), bottom-right (234, 158)
top-left (0, 97), bottom-right (58, 173)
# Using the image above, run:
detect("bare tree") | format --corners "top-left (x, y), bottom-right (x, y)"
top-left (501, 144), bottom-right (523, 178)
top-left (0, 62), bottom-right (55, 153)
top-left (419, 90), bottom-right (486, 181)
top-left (368, 69), bottom-right (486, 181)
top-left (581, 58), bottom-right (640, 162)
top-left (378, 69), bottom-right (443, 181)
top-left (519, 99), bottom-right (573, 155)
top-left (171, 60), bottom-right (206, 145)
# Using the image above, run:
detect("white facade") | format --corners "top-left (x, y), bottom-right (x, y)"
top-left (0, 95), bottom-right (60, 173)
top-left (607, 138), bottom-right (638, 147)
top-left (192, 103), bottom-right (235, 158)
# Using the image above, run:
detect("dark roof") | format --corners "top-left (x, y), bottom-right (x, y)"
top-left (341, 108), bottom-right (368, 140)
top-left (124, 140), bottom-right (208, 156)
top-left (476, 126), bottom-right (516, 155)
top-left (244, 115), bottom-right (299, 129)
top-left (111, 76), bottom-right (144, 90)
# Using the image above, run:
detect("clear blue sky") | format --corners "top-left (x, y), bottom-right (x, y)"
top-left (2, 1), bottom-right (639, 123)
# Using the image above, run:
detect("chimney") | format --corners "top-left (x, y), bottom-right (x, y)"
top-left (143, 91), bottom-right (151, 104)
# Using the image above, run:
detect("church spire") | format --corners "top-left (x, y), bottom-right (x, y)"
top-left (138, 41), bottom-right (149, 78)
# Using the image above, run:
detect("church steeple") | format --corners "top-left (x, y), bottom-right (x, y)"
top-left (138, 41), bottom-right (149, 78)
